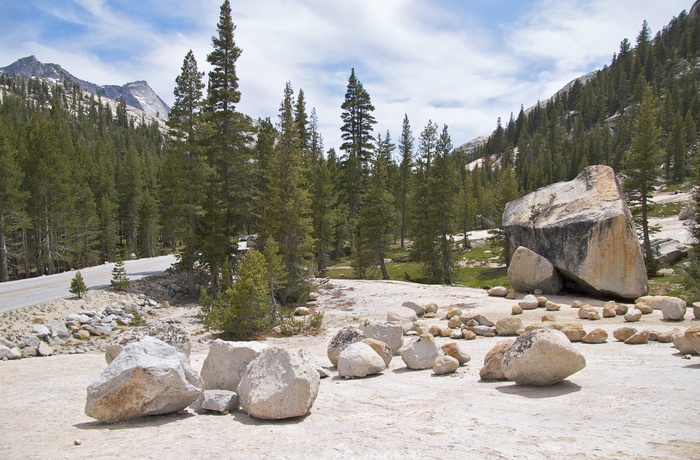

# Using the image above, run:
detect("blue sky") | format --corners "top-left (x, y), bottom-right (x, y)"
top-left (0, 0), bottom-right (692, 150)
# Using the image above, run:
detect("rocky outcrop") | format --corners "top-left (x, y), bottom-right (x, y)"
top-left (502, 329), bottom-right (586, 386)
top-left (238, 348), bottom-right (320, 420)
top-left (507, 246), bottom-right (563, 294)
top-left (85, 337), bottom-right (203, 423)
top-left (200, 340), bottom-right (269, 391)
top-left (503, 165), bottom-right (647, 299)
top-left (651, 238), bottom-right (688, 265)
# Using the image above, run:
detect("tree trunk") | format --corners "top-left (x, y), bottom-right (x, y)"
top-left (0, 216), bottom-right (8, 282)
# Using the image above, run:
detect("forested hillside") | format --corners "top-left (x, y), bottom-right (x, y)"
top-left (469, 10), bottom-right (700, 193)
top-left (1, 0), bottom-right (699, 306)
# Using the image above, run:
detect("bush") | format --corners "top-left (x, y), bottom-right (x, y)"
top-left (111, 257), bottom-right (130, 291)
top-left (203, 249), bottom-right (274, 340)
top-left (69, 271), bottom-right (88, 298)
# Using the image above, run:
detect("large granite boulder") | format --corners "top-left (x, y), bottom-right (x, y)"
top-left (507, 246), bottom-right (563, 294)
top-left (503, 165), bottom-right (647, 299)
top-left (238, 348), bottom-right (320, 420)
top-left (502, 329), bottom-right (586, 386)
top-left (85, 337), bottom-right (203, 423)
top-left (651, 238), bottom-right (688, 265)
top-left (200, 339), bottom-right (269, 391)
top-left (105, 322), bottom-right (192, 364)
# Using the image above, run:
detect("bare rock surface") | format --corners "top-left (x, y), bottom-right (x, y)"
top-left (503, 165), bottom-right (647, 299)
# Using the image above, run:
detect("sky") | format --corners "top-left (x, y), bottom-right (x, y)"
top-left (0, 0), bottom-right (693, 151)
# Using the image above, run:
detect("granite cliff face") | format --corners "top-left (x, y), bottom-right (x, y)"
top-left (1, 55), bottom-right (169, 119)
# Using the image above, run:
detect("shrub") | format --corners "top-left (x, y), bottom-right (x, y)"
top-left (69, 271), bottom-right (88, 299)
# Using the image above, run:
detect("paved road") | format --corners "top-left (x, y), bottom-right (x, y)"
top-left (0, 254), bottom-right (177, 313)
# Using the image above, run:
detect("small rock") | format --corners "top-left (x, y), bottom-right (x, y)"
top-left (447, 316), bottom-right (463, 329)
top-left (479, 340), bottom-right (514, 381)
top-left (537, 296), bottom-right (549, 307)
top-left (624, 310), bottom-right (642, 322)
top-left (512, 305), bottom-right (523, 315)
top-left (37, 341), bottom-right (54, 356)
top-left (440, 327), bottom-right (452, 338)
top-left (399, 334), bottom-right (440, 370)
top-left (386, 307), bottom-right (418, 332)
top-left (505, 291), bottom-right (517, 300)
top-left (519, 295), bottom-right (539, 310)
top-left (462, 330), bottom-right (477, 340)
top-left (495, 318), bottom-right (523, 336)
top-left (294, 306), bottom-right (311, 316)
top-left (201, 340), bottom-right (269, 391)
top-left (450, 329), bottom-right (463, 339)
top-left (693, 302), bottom-right (700, 320)
top-left (446, 308), bottom-right (462, 319)
top-left (657, 330), bottom-right (678, 343)
top-left (587, 310), bottom-right (601, 320)
top-left (73, 330), bottom-right (91, 340)
top-left (578, 305), bottom-right (597, 319)
top-left (402, 301), bottom-right (426, 316)
top-left (614, 303), bottom-right (629, 316)
top-left (613, 327), bottom-right (638, 342)
top-left (673, 332), bottom-right (697, 354)
top-left (545, 301), bottom-right (560, 311)
top-left (362, 338), bottom-right (393, 367)
top-left (441, 342), bottom-right (471, 364)
top-left (338, 342), bottom-right (387, 378)
top-left (24, 335), bottom-right (41, 348)
top-left (570, 300), bottom-right (584, 309)
top-left (50, 322), bottom-right (71, 339)
top-left (635, 303), bottom-right (653, 315)
top-left (624, 331), bottom-right (649, 345)
top-left (685, 325), bottom-right (700, 354)
top-left (541, 314), bottom-right (556, 322)
top-left (602, 304), bottom-right (617, 318)
top-left (428, 325), bottom-right (442, 336)
top-left (467, 325), bottom-right (497, 336)
top-left (432, 355), bottom-right (459, 375)
top-left (487, 286), bottom-right (508, 297)
top-left (200, 390), bottom-right (239, 413)
top-left (425, 303), bottom-right (439, 314)
top-left (582, 328), bottom-right (608, 344)
top-left (21, 347), bottom-right (37, 358)
top-left (32, 324), bottom-right (50, 338)
top-left (327, 326), bottom-right (366, 367)
top-left (74, 439), bottom-right (82, 446)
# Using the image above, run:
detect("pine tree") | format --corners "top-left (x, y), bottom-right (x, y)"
top-left (205, 0), bottom-right (254, 290)
top-left (623, 85), bottom-right (663, 275)
top-left (353, 133), bottom-right (397, 279)
top-left (111, 256), bottom-right (130, 291)
top-left (340, 68), bottom-right (377, 220)
top-left (399, 114), bottom-right (413, 249)
top-left (0, 120), bottom-right (27, 282)
top-left (260, 82), bottom-right (314, 302)
top-left (203, 248), bottom-right (273, 339)
top-left (162, 50), bottom-right (211, 298)
top-left (69, 271), bottom-right (88, 299)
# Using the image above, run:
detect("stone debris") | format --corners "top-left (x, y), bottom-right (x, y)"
top-left (613, 327), bottom-right (638, 342)
top-left (519, 295), bottom-right (539, 310)
top-left (487, 286), bottom-right (508, 297)
top-left (624, 331), bottom-right (650, 345)
top-left (441, 342), bottom-right (471, 364)
top-left (495, 318), bottom-right (523, 336)
top-left (624, 310), bottom-right (642, 323)
top-left (432, 355), bottom-right (459, 375)
top-left (582, 328), bottom-right (608, 344)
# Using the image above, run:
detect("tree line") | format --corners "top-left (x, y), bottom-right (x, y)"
top-left (2, 1), bottom-right (700, 302)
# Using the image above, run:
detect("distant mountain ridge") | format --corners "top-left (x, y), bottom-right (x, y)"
top-left (0, 55), bottom-right (170, 119)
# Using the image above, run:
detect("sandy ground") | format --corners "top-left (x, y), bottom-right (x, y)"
top-left (0, 279), bottom-right (699, 460)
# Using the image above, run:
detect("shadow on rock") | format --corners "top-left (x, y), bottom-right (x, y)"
top-left (495, 380), bottom-right (581, 399)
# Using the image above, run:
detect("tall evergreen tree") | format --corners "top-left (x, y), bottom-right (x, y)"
top-left (623, 85), bottom-right (663, 275)
top-left (260, 82), bottom-right (314, 302)
top-left (0, 121), bottom-right (27, 281)
top-left (340, 68), bottom-right (377, 219)
top-left (398, 114), bottom-right (414, 249)
top-left (162, 50), bottom-right (211, 298)
top-left (353, 133), bottom-right (397, 279)
top-left (205, 0), bottom-right (254, 289)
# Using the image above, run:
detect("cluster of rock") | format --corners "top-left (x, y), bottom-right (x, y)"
top-left (0, 296), bottom-right (162, 361)
top-left (85, 337), bottom-right (321, 423)
top-left (326, 324), bottom-right (471, 378)
top-left (503, 165), bottom-right (648, 300)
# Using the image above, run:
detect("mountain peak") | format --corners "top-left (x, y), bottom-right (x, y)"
top-left (1, 56), bottom-right (169, 119)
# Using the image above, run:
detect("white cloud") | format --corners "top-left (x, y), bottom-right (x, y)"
top-left (0, 0), bottom-right (692, 149)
